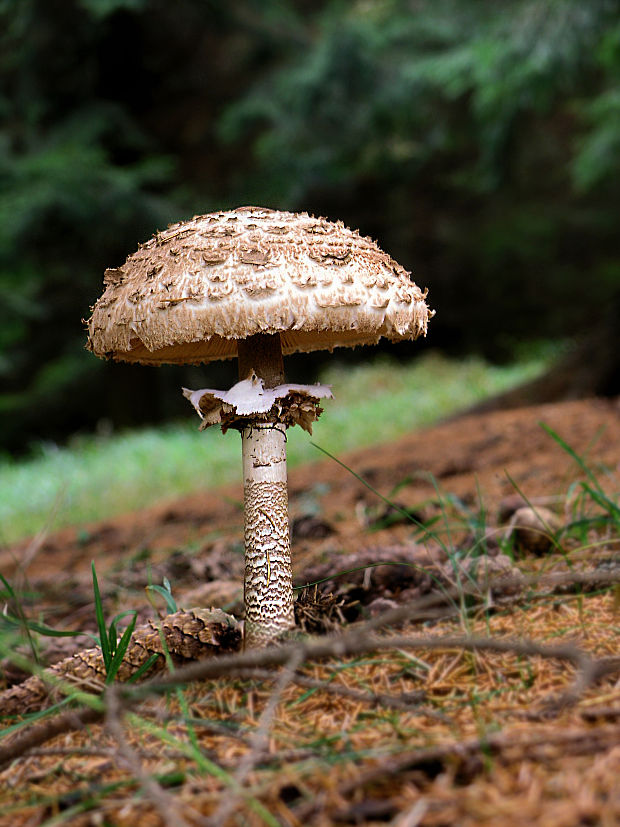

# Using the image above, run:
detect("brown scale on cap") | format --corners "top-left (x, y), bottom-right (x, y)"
top-left (86, 207), bottom-right (432, 365)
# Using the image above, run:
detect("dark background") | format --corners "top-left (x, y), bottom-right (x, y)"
top-left (1, 0), bottom-right (619, 455)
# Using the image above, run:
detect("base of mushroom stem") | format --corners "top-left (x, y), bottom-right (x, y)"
top-left (242, 618), bottom-right (299, 649)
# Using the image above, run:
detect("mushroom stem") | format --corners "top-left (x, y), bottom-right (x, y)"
top-left (237, 334), bottom-right (294, 647)
top-left (238, 332), bottom-right (285, 388)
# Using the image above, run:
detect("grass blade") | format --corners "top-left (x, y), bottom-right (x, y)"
top-left (310, 442), bottom-right (445, 550)
top-left (105, 614), bottom-right (137, 684)
top-left (127, 653), bottom-right (160, 684)
top-left (0, 615), bottom-right (83, 638)
top-left (540, 422), bottom-right (620, 520)
top-left (0, 572), bottom-right (16, 600)
top-left (146, 582), bottom-right (178, 614)
top-left (580, 482), bottom-right (620, 521)
top-left (91, 561), bottom-right (111, 670)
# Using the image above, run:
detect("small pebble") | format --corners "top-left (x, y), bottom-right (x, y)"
top-left (507, 506), bottom-right (562, 555)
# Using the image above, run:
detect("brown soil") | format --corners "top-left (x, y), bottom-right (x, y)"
top-left (0, 396), bottom-right (619, 826)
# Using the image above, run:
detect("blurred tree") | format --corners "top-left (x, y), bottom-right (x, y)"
top-left (222, 0), bottom-right (620, 360)
top-left (0, 0), bottom-right (179, 450)
top-left (1, 0), bottom-right (619, 453)
top-left (0, 0), bottom-right (328, 452)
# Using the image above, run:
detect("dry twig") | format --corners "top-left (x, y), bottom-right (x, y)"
top-left (293, 723), bottom-right (620, 820)
top-left (206, 651), bottom-right (303, 826)
top-left (233, 667), bottom-right (449, 722)
top-left (1, 626), bottom-right (615, 770)
top-left (105, 685), bottom-right (201, 827)
top-left (1, 568), bottom-right (618, 769)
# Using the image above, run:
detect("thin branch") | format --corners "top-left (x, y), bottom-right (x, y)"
top-left (0, 706), bottom-right (102, 767)
top-left (123, 565), bottom-right (619, 701)
top-left (580, 705), bottom-right (620, 722)
top-left (25, 743), bottom-right (320, 769)
top-left (293, 723), bottom-right (620, 820)
top-left (0, 627), bottom-right (612, 771)
top-left (234, 667), bottom-right (450, 723)
top-left (206, 651), bottom-right (303, 827)
top-left (105, 685), bottom-right (205, 827)
top-left (27, 745), bottom-right (185, 760)
top-left (149, 712), bottom-right (251, 745)
top-left (0, 567), bottom-right (618, 768)
top-left (135, 630), bottom-right (597, 702)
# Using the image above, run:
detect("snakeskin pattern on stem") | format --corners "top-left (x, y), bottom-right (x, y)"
top-left (242, 424), bottom-right (295, 647)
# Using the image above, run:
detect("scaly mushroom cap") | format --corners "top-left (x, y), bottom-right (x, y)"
top-left (86, 206), bottom-right (432, 365)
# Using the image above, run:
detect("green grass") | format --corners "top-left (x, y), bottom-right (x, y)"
top-left (0, 350), bottom-right (550, 545)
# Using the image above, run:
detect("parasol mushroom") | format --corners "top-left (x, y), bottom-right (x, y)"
top-left (86, 206), bottom-right (433, 647)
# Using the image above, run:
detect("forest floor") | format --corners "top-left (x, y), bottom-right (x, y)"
top-left (0, 396), bottom-right (619, 826)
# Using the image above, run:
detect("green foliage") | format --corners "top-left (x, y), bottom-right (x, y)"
top-left (0, 0), bottom-right (180, 450)
top-left (91, 561), bottom-right (159, 683)
top-left (146, 577), bottom-right (178, 614)
top-left (222, 0), bottom-right (620, 351)
top-left (541, 422), bottom-right (620, 527)
top-left (0, 571), bottom-right (83, 681)
top-left (0, 562), bottom-right (157, 704)
top-left (1, 0), bottom-right (619, 452)
top-left (571, 21), bottom-right (620, 191)
top-left (78, 0), bottom-right (149, 16)
top-left (223, 0), bottom-right (618, 193)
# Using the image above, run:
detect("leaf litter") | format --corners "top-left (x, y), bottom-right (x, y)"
top-left (0, 396), bottom-right (618, 825)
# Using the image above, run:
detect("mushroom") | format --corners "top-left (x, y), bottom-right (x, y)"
top-left (86, 206), bottom-right (433, 647)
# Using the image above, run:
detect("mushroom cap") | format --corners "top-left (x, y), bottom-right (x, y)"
top-left (86, 206), bottom-right (433, 365)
